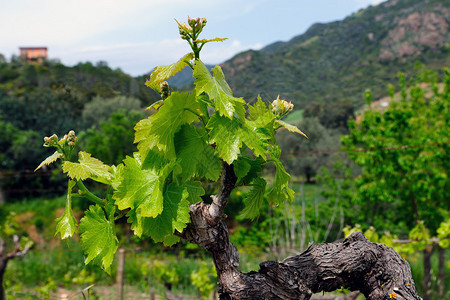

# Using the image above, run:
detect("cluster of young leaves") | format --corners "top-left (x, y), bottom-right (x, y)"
top-left (35, 17), bottom-right (305, 272)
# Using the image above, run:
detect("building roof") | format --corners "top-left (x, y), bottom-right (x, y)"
top-left (19, 47), bottom-right (48, 50)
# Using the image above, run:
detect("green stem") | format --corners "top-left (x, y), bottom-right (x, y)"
top-left (76, 180), bottom-right (104, 207)
top-left (184, 60), bottom-right (194, 70)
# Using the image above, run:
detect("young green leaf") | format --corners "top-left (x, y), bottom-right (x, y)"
top-left (267, 147), bottom-right (295, 205)
top-left (35, 150), bottom-right (63, 171)
top-left (276, 119), bottom-right (308, 138)
top-left (109, 163), bottom-right (124, 190)
top-left (241, 119), bottom-right (272, 159)
top-left (144, 183), bottom-right (191, 243)
top-left (193, 60), bottom-right (245, 119)
top-left (240, 177), bottom-right (267, 220)
top-left (235, 156), bottom-right (264, 185)
top-left (134, 92), bottom-right (200, 159)
top-left (146, 52), bottom-right (194, 93)
top-left (233, 157), bottom-right (252, 185)
top-left (55, 180), bottom-right (77, 239)
top-left (206, 113), bottom-right (243, 164)
top-left (184, 180), bottom-right (205, 204)
top-left (79, 205), bottom-right (118, 273)
top-left (113, 155), bottom-right (165, 218)
top-left (163, 234), bottom-right (181, 247)
top-left (62, 151), bottom-right (111, 183)
top-left (248, 96), bottom-right (270, 121)
top-left (174, 125), bottom-right (221, 181)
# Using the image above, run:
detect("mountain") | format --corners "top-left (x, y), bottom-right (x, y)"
top-left (220, 0), bottom-right (450, 108)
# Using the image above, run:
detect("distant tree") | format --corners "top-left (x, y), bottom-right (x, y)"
top-left (96, 60), bottom-right (109, 68)
top-left (0, 117), bottom-right (53, 200)
top-left (277, 117), bottom-right (341, 183)
top-left (303, 99), bottom-right (354, 132)
top-left (341, 69), bottom-right (449, 233)
top-left (79, 109), bottom-right (144, 165)
top-left (81, 95), bottom-right (143, 128)
top-left (340, 68), bottom-right (449, 300)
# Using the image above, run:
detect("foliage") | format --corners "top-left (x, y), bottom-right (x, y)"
top-left (190, 262), bottom-right (216, 298)
top-left (79, 110), bottom-right (144, 166)
top-left (277, 117), bottom-right (342, 182)
top-left (341, 67), bottom-right (449, 234)
top-left (81, 95), bottom-right (143, 128)
top-left (0, 53), bottom-right (161, 201)
top-left (35, 17), bottom-right (305, 272)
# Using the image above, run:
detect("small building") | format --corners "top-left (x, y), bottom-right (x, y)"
top-left (19, 47), bottom-right (48, 63)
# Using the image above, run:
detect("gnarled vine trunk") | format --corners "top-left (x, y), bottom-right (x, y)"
top-left (178, 163), bottom-right (422, 300)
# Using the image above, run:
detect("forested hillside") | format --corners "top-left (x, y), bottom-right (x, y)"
top-left (221, 0), bottom-right (450, 107)
top-left (0, 57), bottom-right (159, 200)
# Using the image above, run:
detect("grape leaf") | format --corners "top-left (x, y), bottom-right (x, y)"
top-left (193, 61), bottom-right (245, 119)
top-left (134, 92), bottom-right (200, 159)
top-left (109, 163), bottom-right (124, 190)
top-left (146, 52), bottom-right (194, 93)
top-left (267, 155), bottom-right (295, 206)
top-left (142, 148), bottom-right (168, 170)
top-left (233, 157), bottom-right (251, 185)
top-left (35, 150), bottom-right (63, 171)
top-left (79, 205), bottom-right (118, 273)
top-left (55, 180), bottom-right (77, 239)
top-left (242, 119), bottom-right (272, 159)
top-left (62, 151), bottom-right (111, 183)
top-left (163, 234), bottom-right (180, 247)
top-left (241, 99), bottom-right (276, 159)
top-left (174, 125), bottom-right (221, 181)
top-left (248, 96), bottom-right (270, 121)
top-left (276, 119), bottom-right (308, 138)
top-left (113, 156), bottom-right (165, 218)
top-left (125, 208), bottom-right (146, 238)
top-left (240, 177), bottom-right (267, 220)
top-left (206, 113), bottom-right (243, 164)
top-left (184, 180), bottom-right (205, 204)
top-left (240, 157), bottom-right (264, 185)
top-left (145, 183), bottom-right (191, 243)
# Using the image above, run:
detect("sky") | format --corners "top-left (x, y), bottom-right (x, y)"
top-left (1, 0), bottom-right (385, 76)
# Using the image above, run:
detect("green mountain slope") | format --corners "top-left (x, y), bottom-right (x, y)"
top-left (221, 0), bottom-right (450, 107)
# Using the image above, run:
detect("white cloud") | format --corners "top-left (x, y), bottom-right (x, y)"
top-left (201, 40), bottom-right (263, 64)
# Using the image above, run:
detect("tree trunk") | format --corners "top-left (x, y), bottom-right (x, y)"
top-left (437, 246), bottom-right (445, 299)
top-left (177, 163), bottom-right (422, 300)
top-left (0, 258), bottom-right (7, 300)
top-left (422, 245), bottom-right (433, 300)
top-left (0, 236), bottom-right (32, 300)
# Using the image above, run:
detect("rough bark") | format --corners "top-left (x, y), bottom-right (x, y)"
top-left (178, 164), bottom-right (422, 300)
top-left (0, 236), bottom-right (31, 300)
